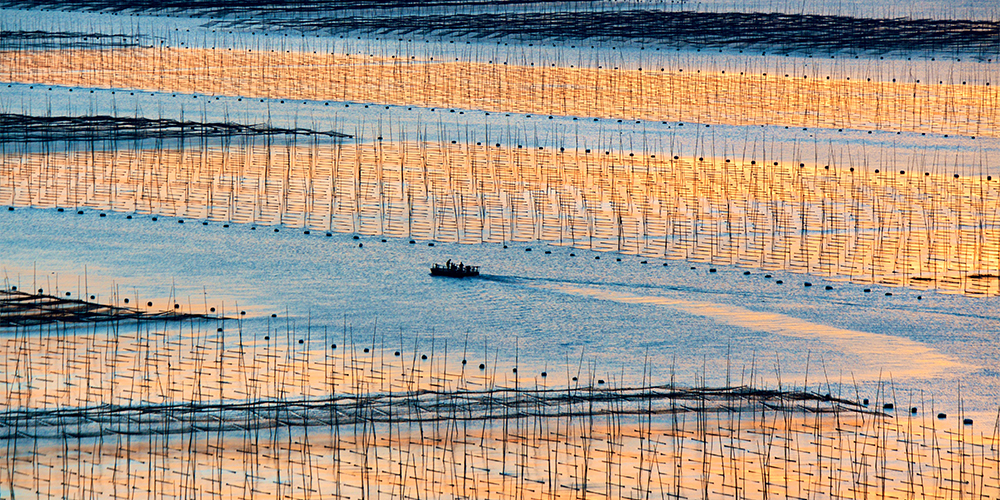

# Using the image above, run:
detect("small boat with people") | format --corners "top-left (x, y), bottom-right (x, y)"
top-left (430, 259), bottom-right (480, 278)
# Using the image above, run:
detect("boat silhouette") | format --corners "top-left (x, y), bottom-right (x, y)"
top-left (430, 260), bottom-right (480, 278)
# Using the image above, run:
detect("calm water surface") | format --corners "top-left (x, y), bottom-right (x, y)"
top-left (2, 0), bottom-right (998, 426)
top-left (3, 206), bottom-right (998, 422)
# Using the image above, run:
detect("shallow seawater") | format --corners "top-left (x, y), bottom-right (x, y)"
top-left (4, 81), bottom-right (998, 177)
top-left (0, 0), bottom-right (998, 449)
top-left (1, 3), bottom-right (1000, 497)
top-left (2, 205), bottom-right (998, 422)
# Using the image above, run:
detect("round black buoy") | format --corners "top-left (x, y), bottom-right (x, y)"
top-left (743, 271), bottom-right (750, 275)
top-left (147, 301), bottom-right (153, 307)
top-left (764, 274), bottom-right (772, 278)
top-left (964, 418), bottom-right (973, 425)
top-left (273, 228), bottom-right (279, 232)
top-left (883, 403), bottom-right (894, 410)
top-left (395, 351), bottom-right (400, 356)
top-left (541, 371), bottom-right (547, 377)
top-left (804, 282), bottom-right (812, 287)
top-left (545, 250), bottom-right (551, 254)
top-left (776, 280), bottom-right (784, 284)
top-left (353, 235), bottom-right (360, 240)
top-left (461, 359), bottom-right (466, 364)
top-left (359, 243), bottom-right (363, 248)
top-left (409, 240), bottom-right (415, 244)
top-left (709, 268), bottom-right (716, 273)
top-left (363, 348), bottom-right (369, 353)
top-left (825, 285), bottom-right (833, 290)
top-left (428, 243), bottom-right (434, 247)
top-left (271, 313), bottom-right (277, 318)
top-left (126, 215), bottom-right (131, 219)
top-left (174, 304), bottom-right (180, 309)
top-left (479, 363), bottom-right (485, 369)
top-left (911, 407), bottom-right (918, 414)
top-left (885, 292), bottom-right (893, 296)
top-left (421, 354), bottom-right (427, 360)
top-left (863, 398), bottom-right (869, 405)
top-left (512, 368), bottom-right (517, 373)
top-left (299, 339), bottom-right (304, 344)
top-left (597, 379), bottom-right (605, 384)
top-left (209, 307), bottom-right (215, 312)
top-left (57, 208), bottom-right (64, 212)
top-left (525, 248), bottom-right (532, 252)
top-left (937, 413), bottom-right (946, 419)
top-left (570, 253), bottom-right (575, 256)
top-left (863, 289), bottom-right (871, 293)
top-left (303, 230), bottom-right (310, 234)
top-left (332, 344), bottom-right (338, 349)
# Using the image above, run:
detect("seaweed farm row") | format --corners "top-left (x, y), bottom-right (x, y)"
top-left (231, 10), bottom-right (1000, 58)
top-left (1, 47), bottom-right (997, 138)
top-left (0, 114), bottom-right (349, 143)
top-left (0, 289), bottom-right (221, 327)
top-left (3, 0), bottom-right (999, 58)
top-left (2, 138), bottom-right (999, 295)
top-left (0, 315), bottom-right (997, 500)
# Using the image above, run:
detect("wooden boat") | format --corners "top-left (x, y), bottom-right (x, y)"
top-left (430, 261), bottom-right (480, 278)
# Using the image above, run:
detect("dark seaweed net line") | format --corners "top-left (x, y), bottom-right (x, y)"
top-left (222, 10), bottom-right (1000, 59)
top-left (0, 0), bottom-right (592, 16)
top-left (2, 1), bottom-right (994, 58)
top-left (0, 385), bottom-right (862, 440)
top-left (0, 114), bottom-right (351, 144)
top-left (0, 30), bottom-right (147, 50)
top-left (0, 289), bottom-right (224, 327)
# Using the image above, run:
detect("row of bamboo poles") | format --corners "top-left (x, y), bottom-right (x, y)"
top-left (0, 45), bottom-right (997, 138)
top-left (2, 134), bottom-right (998, 294)
top-left (0, 313), bottom-right (996, 500)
